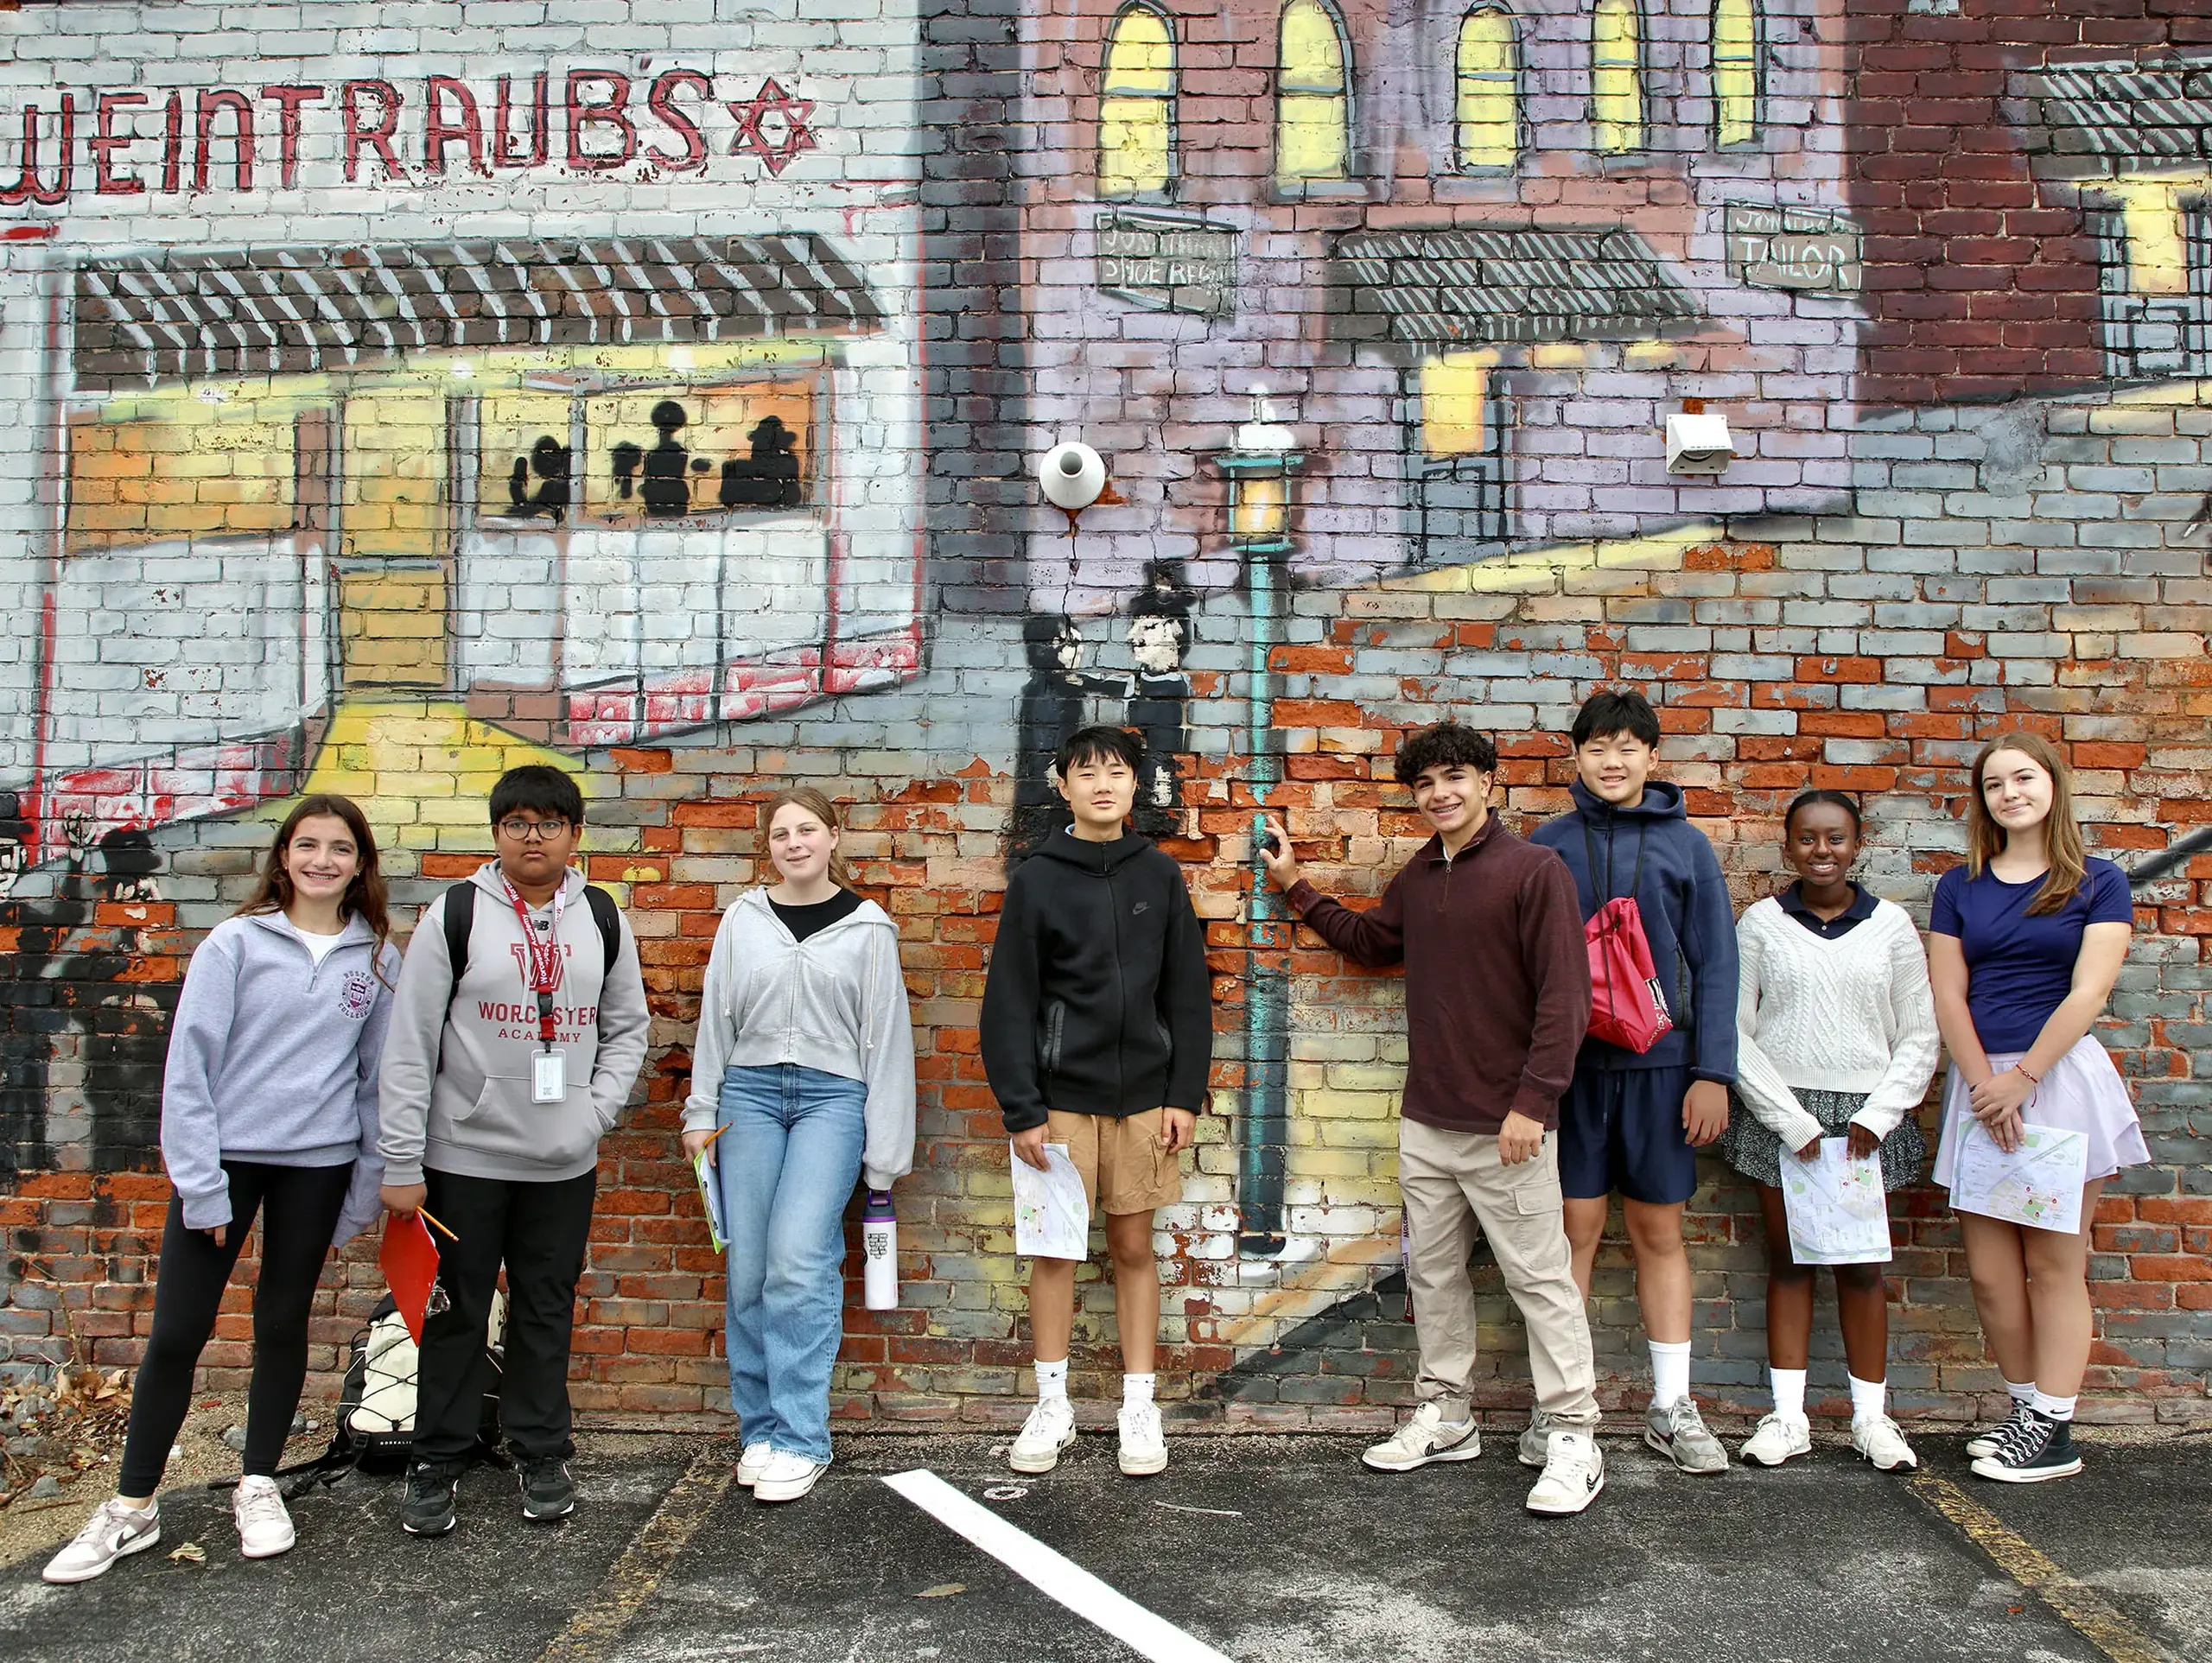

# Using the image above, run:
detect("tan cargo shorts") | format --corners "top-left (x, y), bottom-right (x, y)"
top-left (1046, 1107), bottom-right (1183, 1216)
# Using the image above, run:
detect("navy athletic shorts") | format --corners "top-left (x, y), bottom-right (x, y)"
top-left (1558, 1063), bottom-right (1700, 1205)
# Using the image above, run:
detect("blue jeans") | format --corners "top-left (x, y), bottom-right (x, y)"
top-left (716, 1063), bottom-right (867, 1463)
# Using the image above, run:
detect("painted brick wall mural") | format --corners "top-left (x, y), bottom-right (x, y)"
top-left (0, 0), bottom-right (2207, 1433)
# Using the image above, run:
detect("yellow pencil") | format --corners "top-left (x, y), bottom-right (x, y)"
top-left (416, 1207), bottom-right (459, 1242)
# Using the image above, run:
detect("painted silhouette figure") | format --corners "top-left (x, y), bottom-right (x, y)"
top-left (721, 415), bottom-right (804, 510)
top-left (505, 435), bottom-right (573, 523)
top-left (0, 807), bottom-right (178, 1180)
top-left (1125, 561), bottom-right (1194, 825)
top-left (611, 441), bottom-right (642, 500)
top-left (1008, 614), bottom-right (1122, 859)
top-left (641, 399), bottom-right (694, 517)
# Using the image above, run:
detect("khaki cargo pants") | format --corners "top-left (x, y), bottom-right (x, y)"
top-left (1399, 1115), bottom-right (1600, 1426)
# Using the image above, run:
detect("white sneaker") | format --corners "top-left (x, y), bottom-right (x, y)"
top-left (753, 1450), bottom-right (828, 1503)
top-left (232, 1475), bottom-right (296, 1559)
top-left (1516, 1410), bottom-right (1555, 1469)
top-left (1117, 1401), bottom-right (1167, 1476)
top-left (1524, 1430), bottom-right (1606, 1515)
top-left (42, 1497), bottom-right (161, 1584)
top-left (1740, 1412), bottom-right (1814, 1468)
top-left (1008, 1398), bottom-right (1077, 1475)
top-left (1853, 1413), bottom-right (1918, 1472)
top-left (1361, 1401), bottom-right (1481, 1473)
top-left (735, 1441), bottom-right (773, 1488)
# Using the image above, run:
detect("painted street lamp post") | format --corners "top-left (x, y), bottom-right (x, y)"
top-left (1216, 390), bottom-right (1302, 1258)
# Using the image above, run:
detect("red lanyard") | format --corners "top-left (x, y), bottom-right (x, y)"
top-left (500, 878), bottom-right (567, 1049)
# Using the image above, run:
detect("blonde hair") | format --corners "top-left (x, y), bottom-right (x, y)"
top-left (1965, 730), bottom-right (2085, 917)
top-left (762, 787), bottom-right (854, 890)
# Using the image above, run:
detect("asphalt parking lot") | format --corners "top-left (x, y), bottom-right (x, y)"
top-left (3, 1430), bottom-right (2204, 1663)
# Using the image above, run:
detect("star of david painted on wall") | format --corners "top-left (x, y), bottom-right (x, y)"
top-left (728, 79), bottom-right (818, 176)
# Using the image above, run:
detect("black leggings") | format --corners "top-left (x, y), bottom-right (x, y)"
top-left (117, 1160), bottom-right (352, 1496)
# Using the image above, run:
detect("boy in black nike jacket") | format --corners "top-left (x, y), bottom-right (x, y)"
top-left (982, 726), bottom-right (1212, 1480)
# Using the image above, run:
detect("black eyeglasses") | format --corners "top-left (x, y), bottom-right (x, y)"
top-left (498, 817), bottom-right (571, 841)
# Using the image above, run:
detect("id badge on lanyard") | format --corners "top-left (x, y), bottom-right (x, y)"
top-left (532, 1050), bottom-right (567, 1104)
top-left (503, 879), bottom-right (569, 1103)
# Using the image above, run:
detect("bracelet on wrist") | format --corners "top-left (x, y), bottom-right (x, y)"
top-left (2014, 1063), bottom-right (2040, 1084)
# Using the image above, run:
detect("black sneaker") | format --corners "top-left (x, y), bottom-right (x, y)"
top-left (403, 1463), bottom-right (461, 1536)
top-left (1969, 1409), bottom-right (2082, 1484)
top-left (518, 1456), bottom-right (576, 1522)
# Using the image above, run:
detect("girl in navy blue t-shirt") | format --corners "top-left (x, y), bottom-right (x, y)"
top-left (1929, 732), bottom-right (2145, 1487)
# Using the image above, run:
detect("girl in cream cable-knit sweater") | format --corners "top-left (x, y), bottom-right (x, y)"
top-left (1719, 790), bottom-right (1939, 1473)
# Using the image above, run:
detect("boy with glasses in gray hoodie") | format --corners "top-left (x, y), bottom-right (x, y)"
top-left (378, 765), bottom-right (651, 1536)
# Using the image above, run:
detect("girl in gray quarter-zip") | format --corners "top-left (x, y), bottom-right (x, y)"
top-left (681, 789), bottom-right (917, 1495)
top-left (46, 794), bottom-right (400, 1584)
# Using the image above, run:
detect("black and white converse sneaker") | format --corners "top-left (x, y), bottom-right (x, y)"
top-left (1969, 1408), bottom-right (2082, 1484)
top-left (1964, 1400), bottom-right (2034, 1462)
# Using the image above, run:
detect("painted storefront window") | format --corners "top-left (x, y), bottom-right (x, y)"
top-left (65, 410), bottom-right (293, 551)
top-left (1099, 4), bottom-right (1177, 200)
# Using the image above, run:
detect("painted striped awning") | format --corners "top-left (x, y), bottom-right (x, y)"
top-left (2031, 55), bottom-right (2212, 165)
top-left (1330, 226), bottom-right (1702, 346)
top-left (72, 235), bottom-right (885, 390)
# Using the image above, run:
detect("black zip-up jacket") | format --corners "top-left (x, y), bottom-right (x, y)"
top-left (981, 828), bottom-right (1213, 1133)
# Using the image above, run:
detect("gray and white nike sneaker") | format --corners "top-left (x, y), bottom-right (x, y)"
top-left (1645, 1398), bottom-right (1730, 1474)
top-left (42, 1497), bottom-right (161, 1584)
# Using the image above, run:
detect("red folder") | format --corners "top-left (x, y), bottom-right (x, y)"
top-left (379, 1213), bottom-right (442, 1344)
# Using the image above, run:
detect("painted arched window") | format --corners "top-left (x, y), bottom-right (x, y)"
top-left (1455, 8), bottom-right (1519, 172)
top-left (1099, 4), bottom-right (1176, 199)
top-left (1711, 0), bottom-right (1758, 146)
top-left (1275, 0), bottom-right (1351, 188)
top-left (1591, 0), bottom-right (1644, 154)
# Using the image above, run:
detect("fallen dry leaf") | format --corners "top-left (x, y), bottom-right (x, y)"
top-left (168, 1542), bottom-right (206, 1564)
top-left (914, 1583), bottom-right (966, 1599)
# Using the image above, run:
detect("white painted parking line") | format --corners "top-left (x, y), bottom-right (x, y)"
top-left (882, 1469), bottom-right (1239, 1663)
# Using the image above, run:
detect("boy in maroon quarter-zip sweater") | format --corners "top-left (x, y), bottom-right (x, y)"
top-left (1261, 721), bottom-right (1605, 1516)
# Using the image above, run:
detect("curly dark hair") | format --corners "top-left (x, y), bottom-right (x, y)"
top-left (1392, 722), bottom-right (1497, 788)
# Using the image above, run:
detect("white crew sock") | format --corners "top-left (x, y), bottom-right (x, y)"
top-left (1847, 1374), bottom-right (1888, 1425)
top-left (2003, 1376), bottom-right (2035, 1406)
top-left (1034, 1358), bottom-right (1069, 1404)
top-left (2030, 1390), bottom-right (2076, 1423)
top-left (1122, 1372), bottom-right (1155, 1407)
top-left (1769, 1368), bottom-right (1808, 1422)
top-left (1649, 1340), bottom-right (1691, 1411)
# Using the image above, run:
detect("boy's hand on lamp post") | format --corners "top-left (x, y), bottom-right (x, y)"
top-left (1257, 816), bottom-right (1299, 891)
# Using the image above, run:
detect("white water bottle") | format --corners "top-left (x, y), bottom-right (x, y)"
top-left (861, 1190), bottom-right (899, 1311)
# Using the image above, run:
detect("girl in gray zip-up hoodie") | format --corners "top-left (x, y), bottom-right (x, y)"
top-left (681, 789), bottom-right (915, 1501)
top-left (46, 795), bottom-right (398, 1586)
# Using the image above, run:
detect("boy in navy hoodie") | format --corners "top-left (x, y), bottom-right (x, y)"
top-left (1530, 689), bottom-right (1738, 1475)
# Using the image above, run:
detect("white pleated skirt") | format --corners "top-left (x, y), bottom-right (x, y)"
top-left (1933, 1034), bottom-right (2150, 1190)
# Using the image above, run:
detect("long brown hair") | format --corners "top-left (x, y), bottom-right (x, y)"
top-left (1965, 731), bottom-right (2086, 916)
top-left (762, 787), bottom-right (853, 890)
top-left (239, 794), bottom-right (395, 974)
